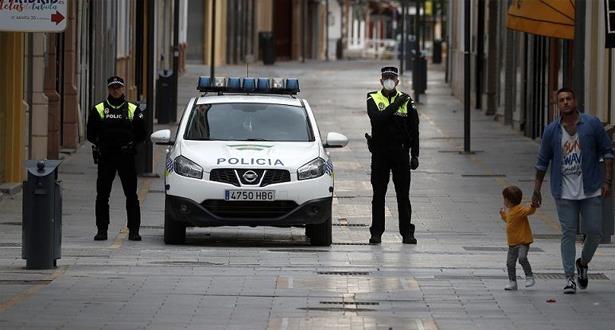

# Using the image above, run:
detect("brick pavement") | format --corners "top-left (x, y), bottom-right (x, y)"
top-left (0, 60), bottom-right (614, 329)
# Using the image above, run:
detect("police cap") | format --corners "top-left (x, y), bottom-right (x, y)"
top-left (381, 66), bottom-right (398, 77)
top-left (107, 76), bottom-right (125, 87)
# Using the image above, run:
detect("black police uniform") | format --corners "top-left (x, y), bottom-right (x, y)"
top-left (86, 77), bottom-right (146, 240)
top-left (366, 73), bottom-right (419, 243)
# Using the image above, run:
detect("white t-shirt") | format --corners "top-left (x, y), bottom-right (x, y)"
top-left (560, 125), bottom-right (601, 200)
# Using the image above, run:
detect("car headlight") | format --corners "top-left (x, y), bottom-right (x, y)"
top-left (297, 158), bottom-right (325, 180)
top-left (174, 155), bottom-right (203, 179)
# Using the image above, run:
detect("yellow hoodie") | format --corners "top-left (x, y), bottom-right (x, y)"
top-left (499, 204), bottom-right (535, 246)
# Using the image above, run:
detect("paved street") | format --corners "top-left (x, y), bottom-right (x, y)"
top-left (1, 60), bottom-right (615, 329)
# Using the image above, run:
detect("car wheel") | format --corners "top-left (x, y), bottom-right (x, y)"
top-left (305, 225), bottom-right (313, 239)
top-left (164, 205), bottom-right (186, 245)
top-left (308, 216), bottom-right (332, 246)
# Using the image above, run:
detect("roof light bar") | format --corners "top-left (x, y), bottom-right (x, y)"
top-left (257, 78), bottom-right (271, 92)
top-left (197, 76), bottom-right (300, 94)
top-left (196, 76), bottom-right (227, 92)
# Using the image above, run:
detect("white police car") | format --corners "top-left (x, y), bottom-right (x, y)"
top-left (151, 77), bottom-right (348, 246)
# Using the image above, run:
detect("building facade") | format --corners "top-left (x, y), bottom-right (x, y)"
top-left (447, 0), bottom-right (615, 139)
top-left (0, 0), bottom-right (187, 189)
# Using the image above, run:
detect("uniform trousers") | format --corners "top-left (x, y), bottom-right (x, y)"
top-left (370, 148), bottom-right (414, 237)
top-left (95, 152), bottom-right (141, 232)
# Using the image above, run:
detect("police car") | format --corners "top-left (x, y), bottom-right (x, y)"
top-left (151, 77), bottom-right (348, 246)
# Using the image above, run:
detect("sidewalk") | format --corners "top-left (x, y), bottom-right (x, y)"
top-left (0, 60), bottom-right (614, 329)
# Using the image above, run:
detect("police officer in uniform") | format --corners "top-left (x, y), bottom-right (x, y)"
top-left (366, 66), bottom-right (419, 244)
top-left (87, 76), bottom-right (147, 241)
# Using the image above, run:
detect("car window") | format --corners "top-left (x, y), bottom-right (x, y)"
top-left (185, 103), bottom-right (313, 142)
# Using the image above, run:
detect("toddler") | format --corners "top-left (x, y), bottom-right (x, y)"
top-left (499, 186), bottom-right (537, 290)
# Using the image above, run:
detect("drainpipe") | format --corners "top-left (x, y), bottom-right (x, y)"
top-left (463, 0), bottom-right (471, 152)
top-left (485, 0), bottom-right (498, 116)
top-left (210, 0), bottom-right (216, 80)
top-left (573, 0), bottom-right (585, 110)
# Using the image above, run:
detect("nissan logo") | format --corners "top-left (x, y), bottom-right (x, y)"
top-left (242, 170), bottom-right (259, 183)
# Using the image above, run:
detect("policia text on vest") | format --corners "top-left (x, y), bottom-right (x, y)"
top-left (366, 66), bottom-right (419, 245)
top-left (86, 76), bottom-right (147, 242)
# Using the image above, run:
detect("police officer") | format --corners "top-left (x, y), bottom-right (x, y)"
top-left (366, 66), bottom-right (419, 244)
top-left (87, 76), bottom-right (147, 241)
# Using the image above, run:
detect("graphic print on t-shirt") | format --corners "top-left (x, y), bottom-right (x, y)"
top-left (562, 134), bottom-right (581, 176)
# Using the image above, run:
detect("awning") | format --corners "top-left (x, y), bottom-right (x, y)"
top-left (506, 0), bottom-right (575, 40)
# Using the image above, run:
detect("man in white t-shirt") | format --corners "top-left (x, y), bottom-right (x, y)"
top-left (533, 88), bottom-right (614, 294)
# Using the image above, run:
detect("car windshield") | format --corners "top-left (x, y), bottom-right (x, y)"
top-left (184, 102), bottom-right (313, 142)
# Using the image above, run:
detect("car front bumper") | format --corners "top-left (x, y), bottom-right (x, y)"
top-left (165, 195), bottom-right (332, 227)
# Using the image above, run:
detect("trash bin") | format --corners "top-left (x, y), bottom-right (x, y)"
top-left (156, 70), bottom-right (175, 124)
top-left (259, 32), bottom-right (276, 65)
top-left (22, 160), bottom-right (62, 269)
top-left (412, 54), bottom-right (427, 94)
top-left (433, 39), bottom-right (442, 64)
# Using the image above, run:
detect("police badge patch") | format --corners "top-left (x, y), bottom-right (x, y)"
top-left (378, 102), bottom-right (385, 110)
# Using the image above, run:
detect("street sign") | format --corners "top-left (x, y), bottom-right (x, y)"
top-left (0, 0), bottom-right (67, 32)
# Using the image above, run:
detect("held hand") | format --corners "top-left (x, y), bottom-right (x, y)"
top-left (602, 183), bottom-right (611, 197)
top-left (410, 156), bottom-right (419, 170)
top-left (532, 190), bottom-right (542, 207)
top-left (395, 94), bottom-right (410, 107)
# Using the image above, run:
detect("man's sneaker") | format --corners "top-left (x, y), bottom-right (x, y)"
top-left (563, 277), bottom-right (577, 294)
top-left (369, 235), bottom-right (381, 244)
top-left (576, 258), bottom-right (588, 289)
top-left (525, 276), bottom-right (535, 288)
top-left (402, 235), bottom-right (417, 244)
top-left (504, 281), bottom-right (518, 291)
top-left (94, 231), bottom-right (107, 241)
top-left (128, 232), bottom-right (142, 241)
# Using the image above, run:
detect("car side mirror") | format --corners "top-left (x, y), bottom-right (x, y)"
top-left (151, 129), bottom-right (174, 145)
top-left (323, 132), bottom-right (348, 148)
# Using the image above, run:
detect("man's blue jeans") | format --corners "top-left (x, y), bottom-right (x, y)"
top-left (554, 197), bottom-right (603, 278)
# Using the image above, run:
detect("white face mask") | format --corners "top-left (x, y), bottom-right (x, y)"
top-left (383, 79), bottom-right (396, 91)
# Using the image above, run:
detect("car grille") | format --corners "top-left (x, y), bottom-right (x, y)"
top-left (201, 200), bottom-right (299, 219)
top-left (209, 169), bottom-right (240, 186)
top-left (261, 169), bottom-right (290, 186)
top-left (209, 169), bottom-right (290, 187)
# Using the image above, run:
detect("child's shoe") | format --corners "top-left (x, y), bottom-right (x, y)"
top-left (504, 281), bottom-right (518, 291)
top-left (525, 276), bottom-right (535, 287)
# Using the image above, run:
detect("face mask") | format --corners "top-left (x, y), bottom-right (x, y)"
top-left (383, 79), bottom-right (396, 91)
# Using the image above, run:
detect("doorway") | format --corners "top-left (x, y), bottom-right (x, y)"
top-left (273, 0), bottom-right (293, 60)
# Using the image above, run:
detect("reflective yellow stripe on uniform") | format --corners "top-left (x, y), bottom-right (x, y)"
top-left (127, 103), bottom-right (136, 120)
top-left (95, 102), bottom-right (137, 120)
top-left (95, 102), bottom-right (105, 119)
top-left (369, 90), bottom-right (409, 115)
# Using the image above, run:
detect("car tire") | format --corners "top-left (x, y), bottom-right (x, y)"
top-left (164, 205), bottom-right (186, 245)
top-left (308, 216), bottom-right (332, 246)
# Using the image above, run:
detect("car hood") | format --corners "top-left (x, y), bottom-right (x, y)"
top-left (179, 140), bottom-right (321, 172)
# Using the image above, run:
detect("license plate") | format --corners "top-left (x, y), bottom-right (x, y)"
top-left (224, 190), bottom-right (275, 201)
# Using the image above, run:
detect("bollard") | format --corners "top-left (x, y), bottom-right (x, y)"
top-left (22, 160), bottom-right (62, 269)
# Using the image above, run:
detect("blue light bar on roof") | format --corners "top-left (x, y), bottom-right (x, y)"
top-left (197, 76), bottom-right (299, 94)
top-left (286, 78), bottom-right (300, 93)
top-left (196, 76), bottom-right (226, 92)
top-left (242, 77), bottom-right (257, 92)
top-left (227, 77), bottom-right (241, 91)
top-left (257, 78), bottom-right (271, 92)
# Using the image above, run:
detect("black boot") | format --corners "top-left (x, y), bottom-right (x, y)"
top-left (402, 234), bottom-right (417, 244)
top-left (128, 231), bottom-right (142, 241)
top-left (94, 230), bottom-right (108, 241)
